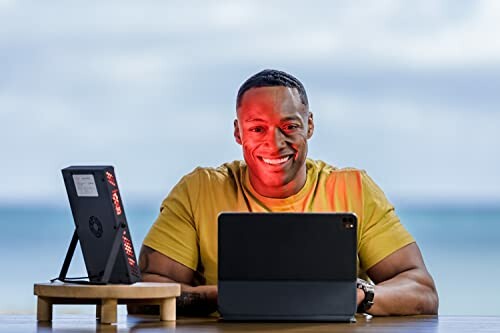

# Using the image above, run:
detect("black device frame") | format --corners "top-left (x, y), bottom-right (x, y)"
top-left (56, 166), bottom-right (141, 285)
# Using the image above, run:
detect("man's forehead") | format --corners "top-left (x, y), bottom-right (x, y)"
top-left (237, 86), bottom-right (306, 117)
top-left (239, 86), bottom-right (301, 104)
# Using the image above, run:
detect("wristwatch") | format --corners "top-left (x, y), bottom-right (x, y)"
top-left (356, 278), bottom-right (375, 313)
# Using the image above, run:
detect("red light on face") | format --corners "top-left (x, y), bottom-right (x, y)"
top-left (111, 189), bottom-right (122, 215)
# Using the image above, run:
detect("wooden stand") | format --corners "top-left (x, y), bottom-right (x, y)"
top-left (34, 282), bottom-right (180, 324)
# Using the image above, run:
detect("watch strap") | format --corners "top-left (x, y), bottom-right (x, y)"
top-left (356, 278), bottom-right (375, 313)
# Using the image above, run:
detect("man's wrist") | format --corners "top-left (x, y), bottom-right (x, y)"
top-left (356, 278), bottom-right (375, 313)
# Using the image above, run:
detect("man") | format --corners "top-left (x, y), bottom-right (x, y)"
top-left (138, 69), bottom-right (439, 316)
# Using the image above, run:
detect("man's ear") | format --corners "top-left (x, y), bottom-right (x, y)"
top-left (307, 112), bottom-right (314, 139)
top-left (234, 119), bottom-right (242, 145)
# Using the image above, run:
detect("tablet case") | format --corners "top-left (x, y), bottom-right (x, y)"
top-left (218, 212), bottom-right (357, 322)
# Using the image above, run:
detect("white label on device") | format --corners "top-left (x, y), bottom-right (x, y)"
top-left (73, 174), bottom-right (98, 197)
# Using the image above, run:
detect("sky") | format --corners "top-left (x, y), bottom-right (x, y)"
top-left (1, 0), bottom-right (499, 207)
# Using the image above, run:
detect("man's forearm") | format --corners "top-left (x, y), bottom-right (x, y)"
top-left (176, 285), bottom-right (218, 315)
top-left (141, 272), bottom-right (217, 316)
top-left (367, 269), bottom-right (438, 316)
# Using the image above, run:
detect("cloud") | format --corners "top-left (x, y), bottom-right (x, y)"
top-left (1, 1), bottom-right (499, 203)
top-left (311, 94), bottom-right (500, 201)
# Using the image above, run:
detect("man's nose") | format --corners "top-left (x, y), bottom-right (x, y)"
top-left (271, 128), bottom-right (287, 149)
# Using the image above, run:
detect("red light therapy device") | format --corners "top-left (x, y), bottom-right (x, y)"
top-left (58, 166), bottom-right (141, 284)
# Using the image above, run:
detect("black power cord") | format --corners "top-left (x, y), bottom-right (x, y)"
top-left (50, 275), bottom-right (106, 285)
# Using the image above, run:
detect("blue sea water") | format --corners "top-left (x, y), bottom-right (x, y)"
top-left (0, 203), bottom-right (498, 316)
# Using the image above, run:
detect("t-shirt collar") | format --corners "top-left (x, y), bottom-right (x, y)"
top-left (242, 159), bottom-right (316, 210)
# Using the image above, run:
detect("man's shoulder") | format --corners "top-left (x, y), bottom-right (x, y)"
top-left (181, 160), bottom-right (246, 185)
top-left (308, 159), bottom-right (366, 177)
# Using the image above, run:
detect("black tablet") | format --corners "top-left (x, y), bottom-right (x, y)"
top-left (218, 212), bottom-right (357, 322)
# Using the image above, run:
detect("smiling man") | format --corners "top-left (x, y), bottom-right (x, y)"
top-left (137, 69), bottom-right (439, 316)
top-left (234, 83), bottom-right (312, 198)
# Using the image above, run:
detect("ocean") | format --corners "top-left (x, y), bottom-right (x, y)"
top-left (0, 203), bottom-right (498, 316)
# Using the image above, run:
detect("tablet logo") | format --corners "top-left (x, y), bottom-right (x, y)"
top-left (89, 216), bottom-right (103, 238)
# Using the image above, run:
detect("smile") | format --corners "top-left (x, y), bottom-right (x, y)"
top-left (260, 155), bottom-right (293, 165)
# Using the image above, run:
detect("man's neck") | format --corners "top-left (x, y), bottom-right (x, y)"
top-left (249, 168), bottom-right (307, 199)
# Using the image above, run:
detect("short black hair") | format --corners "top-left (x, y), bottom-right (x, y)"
top-left (236, 69), bottom-right (309, 108)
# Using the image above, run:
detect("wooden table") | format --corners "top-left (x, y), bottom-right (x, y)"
top-left (1, 314), bottom-right (499, 332)
top-left (33, 282), bottom-right (180, 324)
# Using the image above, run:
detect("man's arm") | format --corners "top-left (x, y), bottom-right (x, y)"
top-left (135, 245), bottom-right (217, 316)
top-left (357, 242), bottom-right (438, 316)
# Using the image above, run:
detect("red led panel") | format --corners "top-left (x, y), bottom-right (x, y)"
top-left (128, 257), bottom-right (136, 267)
top-left (111, 189), bottom-right (122, 216)
top-left (122, 231), bottom-right (137, 271)
top-left (106, 171), bottom-right (117, 187)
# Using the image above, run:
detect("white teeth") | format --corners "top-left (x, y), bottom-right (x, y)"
top-left (262, 156), bottom-right (291, 165)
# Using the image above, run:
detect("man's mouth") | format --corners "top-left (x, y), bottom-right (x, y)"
top-left (259, 154), bottom-right (293, 165)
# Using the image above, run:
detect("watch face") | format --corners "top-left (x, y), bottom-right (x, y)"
top-left (357, 278), bottom-right (371, 289)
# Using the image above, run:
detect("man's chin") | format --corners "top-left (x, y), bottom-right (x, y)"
top-left (256, 173), bottom-right (290, 188)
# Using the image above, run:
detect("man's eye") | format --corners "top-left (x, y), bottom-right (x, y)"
top-left (249, 127), bottom-right (264, 133)
top-left (284, 124), bottom-right (300, 131)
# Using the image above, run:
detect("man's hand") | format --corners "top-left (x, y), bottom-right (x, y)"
top-left (132, 245), bottom-right (218, 316)
top-left (356, 288), bottom-right (365, 307)
top-left (175, 285), bottom-right (218, 315)
top-left (364, 242), bottom-right (439, 316)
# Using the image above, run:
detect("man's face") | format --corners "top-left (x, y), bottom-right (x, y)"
top-left (234, 86), bottom-right (314, 197)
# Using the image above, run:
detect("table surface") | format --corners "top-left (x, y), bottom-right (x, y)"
top-left (1, 314), bottom-right (499, 333)
top-left (34, 282), bottom-right (181, 299)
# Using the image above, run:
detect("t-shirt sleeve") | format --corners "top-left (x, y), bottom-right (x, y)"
top-left (358, 171), bottom-right (415, 271)
top-left (142, 171), bottom-right (200, 271)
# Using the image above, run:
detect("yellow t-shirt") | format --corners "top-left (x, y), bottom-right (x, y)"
top-left (143, 159), bottom-right (414, 285)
